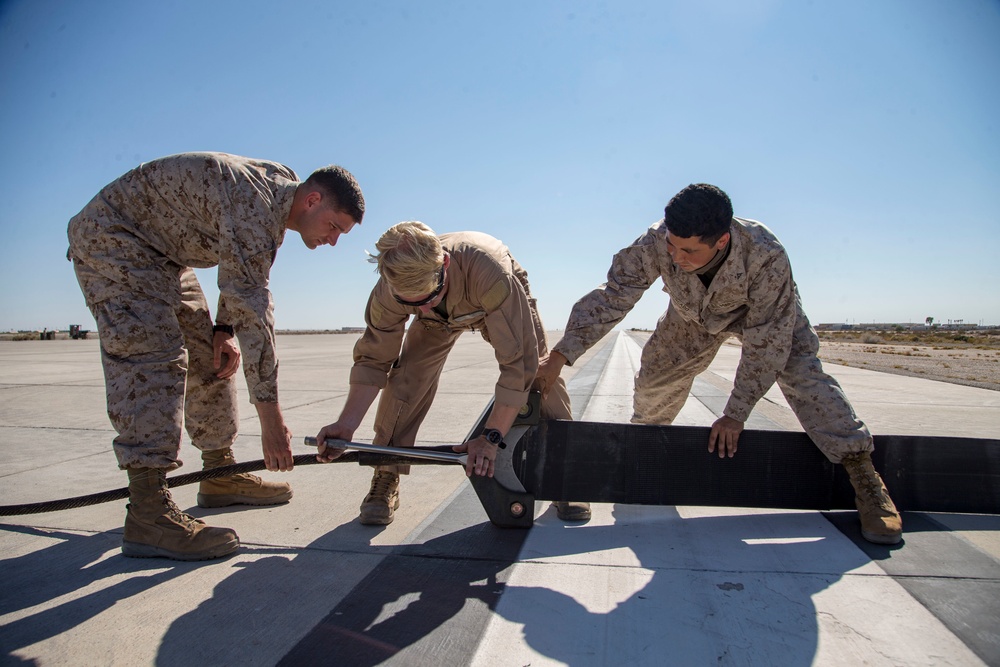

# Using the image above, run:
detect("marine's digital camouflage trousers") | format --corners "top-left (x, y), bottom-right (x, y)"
top-left (73, 258), bottom-right (239, 470)
top-left (633, 304), bottom-right (873, 463)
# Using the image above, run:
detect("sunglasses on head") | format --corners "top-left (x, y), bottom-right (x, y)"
top-left (393, 265), bottom-right (445, 307)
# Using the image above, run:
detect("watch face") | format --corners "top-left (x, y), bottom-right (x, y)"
top-left (484, 429), bottom-right (503, 445)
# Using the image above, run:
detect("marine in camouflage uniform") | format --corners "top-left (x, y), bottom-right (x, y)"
top-left (316, 223), bottom-right (589, 524)
top-left (540, 184), bottom-right (901, 544)
top-left (67, 152), bottom-right (365, 559)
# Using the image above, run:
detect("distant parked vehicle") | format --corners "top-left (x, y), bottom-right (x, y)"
top-left (69, 324), bottom-right (89, 340)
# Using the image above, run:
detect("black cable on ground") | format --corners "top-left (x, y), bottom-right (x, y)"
top-left (0, 449), bottom-right (457, 517)
top-left (0, 453), bottom-right (343, 516)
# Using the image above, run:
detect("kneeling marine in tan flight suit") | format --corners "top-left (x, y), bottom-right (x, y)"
top-left (315, 221), bottom-right (590, 524)
top-left (536, 183), bottom-right (902, 545)
top-left (67, 152), bottom-right (365, 560)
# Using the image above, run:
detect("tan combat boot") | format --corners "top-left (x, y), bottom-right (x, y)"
top-left (841, 451), bottom-right (903, 545)
top-left (123, 467), bottom-right (239, 561)
top-left (359, 470), bottom-right (400, 525)
top-left (554, 501), bottom-right (592, 522)
top-left (197, 448), bottom-right (293, 508)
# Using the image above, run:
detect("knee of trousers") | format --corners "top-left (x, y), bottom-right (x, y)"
top-left (631, 384), bottom-right (688, 425)
top-left (802, 414), bottom-right (873, 463)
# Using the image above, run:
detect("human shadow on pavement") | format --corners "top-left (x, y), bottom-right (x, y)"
top-left (156, 485), bottom-right (531, 667)
top-left (157, 491), bottom-right (883, 666)
top-left (0, 523), bottom-right (204, 663)
top-left (483, 504), bottom-right (877, 666)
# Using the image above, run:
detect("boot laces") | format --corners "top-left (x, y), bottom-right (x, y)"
top-left (156, 488), bottom-right (203, 526)
top-left (205, 451), bottom-right (260, 485)
top-left (367, 472), bottom-right (397, 502)
top-left (231, 472), bottom-right (262, 485)
top-left (845, 455), bottom-right (891, 510)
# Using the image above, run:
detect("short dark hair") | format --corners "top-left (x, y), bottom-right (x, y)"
top-left (303, 165), bottom-right (365, 223)
top-left (663, 183), bottom-right (733, 244)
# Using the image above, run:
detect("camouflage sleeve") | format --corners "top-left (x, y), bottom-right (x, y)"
top-left (553, 229), bottom-right (662, 365)
top-left (724, 253), bottom-right (797, 422)
top-left (349, 285), bottom-right (409, 388)
top-left (477, 271), bottom-right (539, 409)
top-left (216, 203), bottom-right (283, 404)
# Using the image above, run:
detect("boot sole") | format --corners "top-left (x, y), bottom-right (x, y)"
top-left (196, 490), bottom-right (293, 508)
top-left (359, 514), bottom-right (395, 526)
top-left (861, 530), bottom-right (903, 545)
top-left (122, 537), bottom-right (240, 561)
top-left (555, 502), bottom-right (592, 522)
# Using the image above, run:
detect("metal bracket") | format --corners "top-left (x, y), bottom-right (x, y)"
top-left (463, 393), bottom-right (539, 528)
top-left (301, 393), bottom-right (540, 527)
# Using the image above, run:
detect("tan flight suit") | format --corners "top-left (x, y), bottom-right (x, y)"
top-left (352, 232), bottom-right (571, 471)
top-left (553, 217), bottom-right (871, 463)
top-left (67, 152), bottom-right (299, 470)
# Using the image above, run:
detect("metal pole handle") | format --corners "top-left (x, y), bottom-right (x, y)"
top-left (303, 436), bottom-right (468, 466)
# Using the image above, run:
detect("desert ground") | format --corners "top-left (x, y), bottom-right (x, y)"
top-left (816, 330), bottom-right (1000, 392)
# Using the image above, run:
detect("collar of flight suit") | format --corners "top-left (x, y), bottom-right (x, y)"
top-left (410, 244), bottom-right (473, 324)
top-left (424, 236), bottom-right (507, 326)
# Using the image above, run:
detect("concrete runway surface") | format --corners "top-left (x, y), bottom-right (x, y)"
top-left (1, 331), bottom-right (998, 666)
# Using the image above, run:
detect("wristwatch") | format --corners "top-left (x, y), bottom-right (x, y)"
top-left (481, 428), bottom-right (504, 446)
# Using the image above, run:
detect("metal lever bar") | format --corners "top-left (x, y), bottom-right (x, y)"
top-left (302, 436), bottom-right (468, 466)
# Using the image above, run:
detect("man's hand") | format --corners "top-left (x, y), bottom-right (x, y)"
top-left (256, 402), bottom-right (294, 471)
top-left (453, 436), bottom-right (498, 477)
top-left (533, 350), bottom-right (568, 398)
top-left (315, 422), bottom-right (355, 463)
top-left (708, 415), bottom-right (744, 458)
top-left (213, 331), bottom-right (241, 379)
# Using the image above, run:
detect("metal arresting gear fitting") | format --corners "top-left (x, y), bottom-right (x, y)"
top-left (304, 394), bottom-right (541, 527)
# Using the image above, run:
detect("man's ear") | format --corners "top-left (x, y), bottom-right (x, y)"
top-left (715, 232), bottom-right (731, 250)
top-left (442, 252), bottom-right (451, 269)
top-left (304, 189), bottom-right (323, 209)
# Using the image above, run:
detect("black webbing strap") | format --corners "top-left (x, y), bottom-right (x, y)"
top-left (512, 420), bottom-right (1000, 514)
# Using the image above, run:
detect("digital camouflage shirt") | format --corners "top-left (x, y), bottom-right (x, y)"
top-left (553, 217), bottom-right (803, 421)
top-left (67, 152), bottom-right (299, 403)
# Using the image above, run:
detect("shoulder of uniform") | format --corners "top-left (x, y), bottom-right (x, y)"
top-left (481, 278), bottom-right (511, 312)
top-left (369, 297), bottom-right (385, 328)
top-left (368, 282), bottom-right (395, 327)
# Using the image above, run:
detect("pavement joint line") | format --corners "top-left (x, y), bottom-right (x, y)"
top-left (0, 383), bottom-right (107, 389)
top-left (230, 541), bottom-right (538, 565)
top-left (505, 560), bottom-right (1000, 581)
top-left (0, 425), bottom-right (114, 433)
top-left (0, 523), bottom-right (115, 536)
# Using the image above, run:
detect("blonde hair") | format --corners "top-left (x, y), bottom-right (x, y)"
top-left (373, 221), bottom-right (444, 296)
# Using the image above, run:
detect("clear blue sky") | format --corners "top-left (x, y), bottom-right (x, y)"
top-left (1, 0), bottom-right (998, 333)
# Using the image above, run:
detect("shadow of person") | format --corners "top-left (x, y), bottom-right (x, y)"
top-left (155, 485), bottom-right (533, 667)
top-left (150, 488), bottom-right (995, 666)
top-left (486, 504), bottom-right (876, 666)
top-left (0, 523), bottom-right (199, 662)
